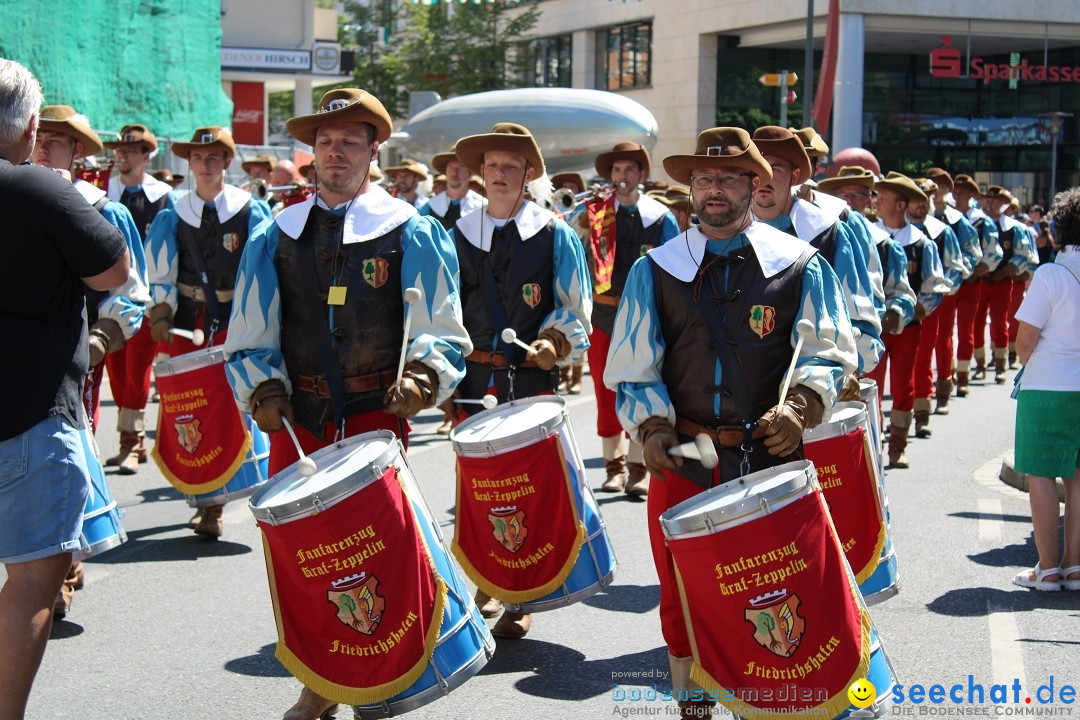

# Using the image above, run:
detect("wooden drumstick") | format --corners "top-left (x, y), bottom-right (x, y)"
top-left (500, 327), bottom-right (534, 354)
top-left (396, 287), bottom-right (424, 383)
top-left (778, 319), bottom-right (814, 402)
top-left (453, 394), bottom-right (498, 409)
top-left (169, 327), bottom-right (205, 346)
top-left (668, 433), bottom-right (719, 469)
top-left (280, 416), bottom-right (317, 477)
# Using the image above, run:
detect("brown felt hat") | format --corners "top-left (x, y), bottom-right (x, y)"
top-left (983, 184), bottom-right (1014, 201)
top-left (752, 126), bottom-right (812, 182)
top-left (875, 171), bottom-right (927, 203)
top-left (151, 168), bottom-right (184, 187)
top-left (241, 153), bottom-right (274, 174)
top-left (431, 150), bottom-right (461, 175)
top-left (171, 126), bottom-right (236, 159)
top-left (595, 140), bottom-right (650, 181)
top-left (953, 174), bottom-right (981, 196)
top-left (298, 163), bottom-right (314, 176)
top-left (663, 127), bottom-right (772, 185)
top-left (788, 127), bottom-right (829, 158)
top-left (914, 177), bottom-right (937, 196)
top-left (816, 166), bottom-right (878, 195)
top-left (383, 157), bottom-right (429, 181)
top-left (926, 167), bottom-right (953, 192)
top-left (654, 185), bottom-right (691, 210)
top-left (551, 172), bottom-right (586, 191)
top-left (286, 88), bottom-right (393, 146)
top-left (38, 105), bottom-right (103, 156)
top-left (455, 122), bottom-right (545, 176)
top-left (104, 123), bottom-right (158, 152)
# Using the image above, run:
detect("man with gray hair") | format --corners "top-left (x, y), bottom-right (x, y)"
top-left (0, 58), bottom-right (130, 720)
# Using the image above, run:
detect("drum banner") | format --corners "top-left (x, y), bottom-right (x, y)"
top-left (803, 427), bottom-right (887, 584)
top-left (670, 490), bottom-right (871, 720)
top-left (258, 465), bottom-right (446, 705)
top-left (452, 435), bottom-right (585, 603)
top-left (151, 362), bottom-right (250, 495)
top-left (586, 193), bottom-right (617, 294)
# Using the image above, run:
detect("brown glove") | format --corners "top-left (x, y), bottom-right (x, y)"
top-left (250, 380), bottom-right (293, 434)
top-left (148, 303), bottom-right (174, 343)
top-left (838, 373), bottom-right (861, 402)
top-left (384, 362), bottom-right (439, 419)
top-left (881, 309), bottom-right (902, 335)
top-left (914, 303), bottom-right (927, 323)
top-left (1003, 262), bottom-right (1018, 278)
top-left (639, 416), bottom-right (681, 477)
top-left (528, 328), bottom-right (571, 371)
top-left (970, 263), bottom-right (990, 280)
top-left (87, 318), bottom-right (125, 368)
top-left (758, 385), bottom-right (825, 457)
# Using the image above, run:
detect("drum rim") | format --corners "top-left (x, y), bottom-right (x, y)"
top-left (803, 401), bottom-right (868, 441)
top-left (659, 460), bottom-right (817, 539)
top-left (248, 430), bottom-right (402, 523)
top-left (450, 395), bottom-right (568, 457)
top-left (153, 346), bottom-right (227, 376)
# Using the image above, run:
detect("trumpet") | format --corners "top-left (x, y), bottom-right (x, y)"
top-left (246, 179), bottom-right (313, 203)
top-left (552, 185), bottom-right (611, 213)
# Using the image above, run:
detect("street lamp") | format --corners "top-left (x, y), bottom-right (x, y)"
top-left (1047, 111), bottom-right (1073, 200)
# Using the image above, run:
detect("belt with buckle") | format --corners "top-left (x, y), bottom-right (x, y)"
top-left (465, 350), bottom-right (538, 369)
top-left (674, 416), bottom-right (767, 448)
top-left (295, 370), bottom-right (398, 399)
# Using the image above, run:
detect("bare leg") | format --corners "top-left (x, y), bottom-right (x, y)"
top-left (1025, 475), bottom-right (1062, 582)
top-left (0, 552), bottom-right (73, 720)
top-left (1062, 470), bottom-right (1080, 576)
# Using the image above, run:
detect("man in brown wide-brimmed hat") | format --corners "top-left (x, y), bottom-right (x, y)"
top-left (223, 88), bottom-right (471, 720)
top-left (604, 127), bottom-right (856, 719)
top-left (419, 146), bottom-right (484, 231)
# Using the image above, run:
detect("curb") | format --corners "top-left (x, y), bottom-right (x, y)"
top-left (999, 450), bottom-right (1066, 503)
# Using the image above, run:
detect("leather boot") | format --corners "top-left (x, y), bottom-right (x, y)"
top-left (194, 505), bottom-right (224, 538)
top-left (106, 424), bottom-right (136, 466)
top-left (282, 686), bottom-right (338, 720)
top-left (491, 610), bottom-right (531, 638)
top-left (887, 411), bottom-right (911, 469)
top-left (955, 371), bottom-right (970, 397)
top-left (568, 364), bottom-right (583, 394)
top-left (972, 360), bottom-right (986, 381)
top-left (1008, 344), bottom-right (1020, 369)
top-left (625, 462), bottom-right (648, 497)
top-left (913, 399), bottom-right (932, 438)
top-left (601, 435), bottom-right (627, 492)
top-left (473, 588), bottom-right (502, 619)
top-left (118, 432), bottom-right (145, 475)
top-left (116, 408), bottom-right (147, 474)
top-left (934, 379), bottom-right (952, 415)
top-left (994, 355), bottom-right (1008, 384)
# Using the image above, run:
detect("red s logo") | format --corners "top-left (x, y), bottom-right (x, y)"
top-left (930, 36), bottom-right (961, 78)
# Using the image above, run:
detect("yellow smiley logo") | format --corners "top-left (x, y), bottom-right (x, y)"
top-left (848, 678), bottom-right (877, 709)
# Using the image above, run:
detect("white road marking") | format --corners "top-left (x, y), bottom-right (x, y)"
top-left (987, 600), bottom-right (1027, 693)
top-left (977, 498), bottom-right (1004, 545)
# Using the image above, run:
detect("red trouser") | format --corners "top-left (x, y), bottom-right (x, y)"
top-left (1007, 278), bottom-right (1026, 344)
top-left (104, 321), bottom-right (162, 411)
top-left (934, 293), bottom-right (958, 377)
top-left (647, 469), bottom-right (707, 657)
top-left (984, 279), bottom-right (1013, 351)
top-left (954, 282), bottom-right (983, 362)
top-left (913, 307), bottom-right (943, 401)
top-left (586, 326), bottom-right (624, 438)
top-left (268, 409), bottom-right (410, 476)
top-left (82, 363), bottom-right (105, 433)
top-left (865, 322), bottom-right (922, 413)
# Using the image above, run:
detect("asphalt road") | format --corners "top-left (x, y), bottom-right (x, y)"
top-left (6, 363), bottom-right (1079, 719)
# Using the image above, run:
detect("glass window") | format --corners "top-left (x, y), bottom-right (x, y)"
top-left (596, 21), bottom-right (651, 90)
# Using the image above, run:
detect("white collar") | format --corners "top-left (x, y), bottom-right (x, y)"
top-left (788, 196), bottom-right (834, 243)
top-left (275, 184), bottom-right (417, 243)
top-left (647, 222), bottom-right (812, 283)
top-left (73, 178), bottom-right (107, 206)
top-left (875, 220), bottom-right (927, 247)
top-left (617, 193), bottom-right (669, 228)
top-left (455, 200), bottom-right (555, 250)
top-left (965, 206), bottom-right (988, 223)
top-left (174, 184), bottom-right (251, 227)
top-left (426, 189), bottom-right (485, 218)
top-left (107, 173), bottom-right (171, 203)
top-left (808, 190), bottom-right (849, 221)
top-left (941, 205), bottom-right (964, 225)
top-left (920, 213), bottom-right (948, 240)
top-left (864, 217), bottom-right (891, 245)
top-left (996, 214), bottom-right (1020, 233)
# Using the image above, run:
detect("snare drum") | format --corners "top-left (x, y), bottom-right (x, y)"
top-left (859, 379), bottom-right (884, 477)
top-left (450, 396), bottom-right (616, 613)
top-left (249, 432), bottom-right (494, 715)
top-left (186, 416), bottom-right (268, 508)
top-left (660, 461), bottom-right (897, 719)
top-left (76, 421), bottom-right (127, 559)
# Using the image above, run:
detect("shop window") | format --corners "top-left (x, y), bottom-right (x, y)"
top-left (597, 21), bottom-right (651, 90)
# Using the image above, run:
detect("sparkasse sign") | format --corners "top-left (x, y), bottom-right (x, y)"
top-left (929, 36), bottom-right (1080, 84)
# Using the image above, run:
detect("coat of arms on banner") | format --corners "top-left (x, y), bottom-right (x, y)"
top-left (749, 305), bottom-right (776, 339)
top-left (174, 414), bottom-right (203, 454)
top-left (222, 232), bottom-right (241, 252)
top-left (328, 573), bottom-right (386, 635)
top-left (745, 589), bottom-right (804, 657)
top-left (489, 506), bottom-right (528, 553)
top-left (362, 258), bottom-right (390, 288)
top-left (522, 283), bottom-right (542, 309)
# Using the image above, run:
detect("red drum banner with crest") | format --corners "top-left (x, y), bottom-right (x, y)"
top-left (669, 490), bottom-right (871, 720)
top-left (257, 466), bottom-right (445, 705)
top-left (452, 435), bottom-right (584, 603)
top-left (803, 427), bottom-right (886, 584)
top-left (151, 362), bottom-right (250, 494)
top-left (586, 194), bottom-right (617, 294)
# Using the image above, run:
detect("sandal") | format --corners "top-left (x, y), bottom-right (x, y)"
top-left (1012, 562), bottom-right (1062, 591)
top-left (1061, 565), bottom-right (1080, 591)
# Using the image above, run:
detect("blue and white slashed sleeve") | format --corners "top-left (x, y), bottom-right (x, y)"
top-left (658, 212), bottom-right (680, 244)
top-left (604, 256), bottom-right (674, 442)
top-left (917, 241), bottom-right (948, 315)
top-left (542, 218), bottom-right (593, 363)
top-left (96, 201), bottom-right (150, 339)
top-left (400, 215), bottom-right (471, 404)
top-left (1011, 225), bottom-right (1040, 274)
top-left (224, 221), bottom-right (287, 413)
top-left (881, 241), bottom-right (916, 325)
top-left (978, 216), bottom-right (1003, 271)
top-left (846, 212), bottom-right (886, 312)
top-left (792, 254), bottom-right (859, 418)
top-left (939, 225), bottom-right (968, 290)
top-left (833, 222), bottom-right (882, 373)
top-left (952, 215), bottom-right (981, 275)
top-left (145, 209), bottom-right (180, 311)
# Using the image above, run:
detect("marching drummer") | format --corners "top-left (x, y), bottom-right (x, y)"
top-left (448, 122), bottom-right (592, 639)
top-left (145, 126), bottom-right (273, 537)
top-left (223, 88), bottom-right (471, 720)
top-left (604, 127), bottom-right (857, 719)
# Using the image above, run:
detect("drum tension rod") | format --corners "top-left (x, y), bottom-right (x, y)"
top-left (759, 495), bottom-right (773, 515)
top-left (312, 495), bottom-right (326, 515)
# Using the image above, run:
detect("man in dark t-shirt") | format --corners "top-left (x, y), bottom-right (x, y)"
top-left (0, 59), bottom-right (129, 720)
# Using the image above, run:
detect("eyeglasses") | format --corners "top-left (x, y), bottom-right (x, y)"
top-left (690, 173), bottom-right (752, 190)
top-left (837, 190), bottom-right (871, 202)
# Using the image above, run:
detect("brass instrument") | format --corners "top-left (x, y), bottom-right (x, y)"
top-left (552, 185), bottom-right (611, 214)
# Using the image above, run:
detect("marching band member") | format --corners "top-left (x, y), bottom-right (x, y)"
top-left (145, 126), bottom-right (273, 538)
top-left (419, 147), bottom-right (484, 230)
top-left (551, 171), bottom-right (588, 394)
top-left (751, 127), bottom-right (883, 381)
top-left (653, 186), bottom-right (693, 232)
top-left (152, 168), bottom-right (185, 189)
top-left (101, 124), bottom-right (176, 474)
top-left (383, 157), bottom-right (429, 208)
top-left (864, 173), bottom-right (948, 469)
top-left (449, 122), bottom-right (591, 639)
top-left (951, 175), bottom-right (1002, 394)
top-left (1004, 193), bottom-right (1041, 368)
top-left (241, 152), bottom-right (273, 181)
top-left (605, 127), bottom-right (856, 719)
top-left (224, 88), bottom-right (470, 720)
top-left (908, 177), bottom-right (969, 437)
top-left (586, 141), bottom-right (679, 497)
